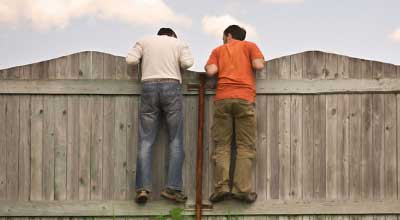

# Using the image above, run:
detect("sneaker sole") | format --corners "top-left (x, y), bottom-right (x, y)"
top-left (135, 196), bottom-right (148, 204)
top-left (161, 191), bottom-right (187, 203)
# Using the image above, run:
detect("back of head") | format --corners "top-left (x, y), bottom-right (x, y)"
top-left (157, 27), bottom-right (178, 38)
top-left (223, 25), bottom-right (246, 41)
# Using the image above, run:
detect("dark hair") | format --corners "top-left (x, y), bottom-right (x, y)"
top-left (223, 25), bottom-right (246, 41)
top-left (157, 27), bottom-right (177, 38)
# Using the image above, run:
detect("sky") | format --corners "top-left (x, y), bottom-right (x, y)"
top-left (0, 0), bottom-right (399, 71)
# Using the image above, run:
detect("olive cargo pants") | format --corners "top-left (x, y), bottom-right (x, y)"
top-left (211, 98), bottom-right (256, 194)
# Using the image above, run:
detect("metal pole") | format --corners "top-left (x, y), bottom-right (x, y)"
top-left (195, 74), bottom-right (205, 220)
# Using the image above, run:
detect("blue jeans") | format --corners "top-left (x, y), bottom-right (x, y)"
top-left (135, 81), bottom-right (184, 192)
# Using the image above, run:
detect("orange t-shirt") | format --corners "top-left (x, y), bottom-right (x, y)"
top-left (206, 39), bottom-right (264, 103)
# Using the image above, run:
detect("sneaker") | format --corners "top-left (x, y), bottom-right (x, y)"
top-left (135, 190), bottom-right (149, 204)
top-left (209, 191), bottom-right (231, 203)
top-left (161, 188), bottom-right (188, 203)
top-left (232, 192), bottom-right (257, 203)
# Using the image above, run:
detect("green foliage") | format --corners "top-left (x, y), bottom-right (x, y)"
top-left (169, 207), bottom-right (184, 220)
top-left (153, 207), bottom-right (184, 220)
top-left (225, 209), bottom-right (239, 220)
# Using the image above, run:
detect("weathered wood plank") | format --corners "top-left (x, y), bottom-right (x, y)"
top-left (182, 96), bottom-right (198, 203)
top-left (397, 65), bottom-right (400, 199)
top-left (0, 78), bottom-right (400, 95)
top-left (18, 65), bottom-right (31, 201)
top-left (114, 59), bottom-right (128, 200)
top-left (78, 52), bottom-right (92, 200)
top-left (361, 60), bottom-right (374, 200)
top-left (311, 51), bottom-right (326, 200)
top-left (90, 52), bottom-right (104, 200)
top-left (278, 56), bottom-right (291, 200)
top-left (2, 200), bottom-right (400, 216)
top-left (383, 63), bottom-right (397, 200)
top-left (102, 53), bottom-right (116, 200)
top-left (6, 67), bottom-right (21, 200)
top-left (30, 63), bottom-right (44, 201)
top-left (126, 96), bottom-right (138, 200)
top-left (337, 55), bottom-right (350, 200)
top-left (54, 57), bottom-right (68, 201)
top-left (348, 57), bottom-right (362, 200)
top-left (205, 95), bottom-right (215, 200)
top-left (301, 53), bottom-right (314, 200)
top-left (266, 59), bottom-right (279, 199)
top-left (289, 53), bottom-right (303, 200)
top-left (255, 62), bottom-right (267, 201)
top-left (372, 61), bottom-right (385, 200)
top-left (325, 54), bottom-right (339, 199)
top-left (0, 94), bottom-right (6, 200)
top-left (325, 53), bottom-right (338, 200)
top-left (66, 54), bottom-right (80, 200)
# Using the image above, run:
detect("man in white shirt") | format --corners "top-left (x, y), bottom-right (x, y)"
top-left (126, 28), bottom-right (194, 204)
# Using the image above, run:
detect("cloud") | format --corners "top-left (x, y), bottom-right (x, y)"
top-left (0, 0), bottom-right (191, 30)
top-left (202, 15), bottom-right (259, 40)
top-left (389, 28), bottom-right (400, 42)
top-left (261, 0), bottom-right (304, 4)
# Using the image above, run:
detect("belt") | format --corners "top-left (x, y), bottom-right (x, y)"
top-left (142, 78), bottom-right (179, 83)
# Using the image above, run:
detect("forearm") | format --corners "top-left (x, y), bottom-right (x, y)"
top-left (252, 58), bottom-right (265, 70)
top-left (205, 64), bottom-right (218, 77)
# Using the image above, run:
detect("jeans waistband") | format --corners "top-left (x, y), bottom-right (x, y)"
top-left (142, 78), bottom-right (179, 83)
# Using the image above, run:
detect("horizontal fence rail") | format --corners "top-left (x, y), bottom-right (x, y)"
top-left (0, 79), bottom-right (399, 95)
top-left (2, 200), bottom-right (400, 216)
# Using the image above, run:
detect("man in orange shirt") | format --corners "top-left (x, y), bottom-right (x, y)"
top-left (205, 25), bottom-right (265, 203)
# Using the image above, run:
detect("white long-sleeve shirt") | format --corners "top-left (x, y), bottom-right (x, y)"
top-left (126, 35), bottom-right (194, 82)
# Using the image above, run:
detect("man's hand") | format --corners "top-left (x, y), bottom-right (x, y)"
top-left (252, 58), bottom-right (265, 70)
top-left (205, 64), bottom-right (218, 77)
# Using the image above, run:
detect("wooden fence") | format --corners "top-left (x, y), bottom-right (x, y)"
top-left (0, 51), bottom-right (400, 218)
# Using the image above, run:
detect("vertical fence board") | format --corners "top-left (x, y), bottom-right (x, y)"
top-left (372, 61), bottom-right (385, 200)
top-left (54, 57), bottom-right (68, 201)
top-left (383, 63), bottom-right (397, 199)
top-left (0, 69), bottom-right (7, 200)
top-left (114, 57), bottom-right (128, 200)
top-left (266, 59), bottom-right (279, 199)
top-left (126, 96), bottom-right (139, 200)
top-left (206, 95), bottom-right (215, 200)
top-left (311, 52), bottom-right (326, 200)
top-left (290, 53), bottom-right (303, 201)
top-left (348, 58), bottom-right (362, 200)
top-left (102, 53), bottom-right (116, 200)
top-left (90, 52), bottom-right (104, 200)
top-left (278, 56), bottom-right (291, 200)
top-left (325, 53), bottom-right (338, 200)
top-left (19, 65), bottom-right (31, 201)
top-left (302, 52), bottom-right (314, 200)
top-left (337, 55), bottom-right (350, 201)
top-left (6, 67), bottom-right (20, 200)
top-left (78, 52), bottom-right (92, 200)
top-left (256, 64), bottom-right (268, 201)
top-left (397, 65), bottom-right (400, 200)
top-left (66, 53), bottom-right (80, 201)
top-left (183, 96), bottom-right (198, 203)
top-left (30, 63), bottom-right (44, 201)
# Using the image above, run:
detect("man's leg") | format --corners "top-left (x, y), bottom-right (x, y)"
top-left (231, 99), bottom-right (257, 201)
top-left (211, 99), bottom-right (234, 195)
top-left (159, 82), bottom-right (187, 202)
top-left (135, 83), bottom-right (160, 195)
top-left (160, 82), bottom-right (184, 190)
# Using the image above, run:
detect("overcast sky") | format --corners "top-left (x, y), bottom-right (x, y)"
top-left (0, 0), bottom-right (399, 71)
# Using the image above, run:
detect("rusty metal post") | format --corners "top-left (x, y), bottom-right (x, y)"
top-left (195, 74), bottom-right (206, 220)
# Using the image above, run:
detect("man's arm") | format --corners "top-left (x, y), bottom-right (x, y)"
top-left (205, 64), bottom-right (218, 77)
top-left (126, 42), bottom-right (143, 65)
top-left (252, 58), bottom-right (265, 70)
top-left (179, 43), bottom-right (194, 69)
top-left (205, 48), bottom-right (218, 77)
